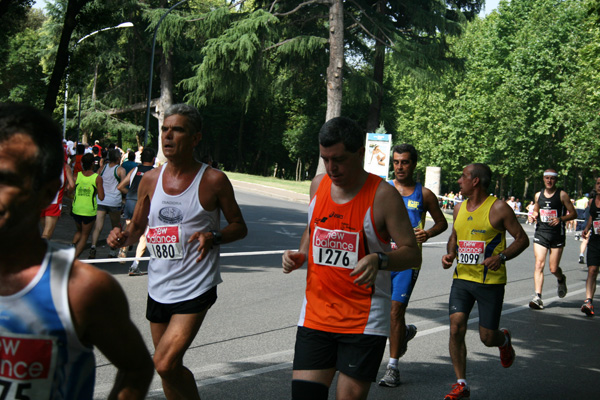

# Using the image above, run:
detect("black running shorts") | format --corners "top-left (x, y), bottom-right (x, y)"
top-left (533, 230), bottom-right (565, 249)
top-left (587, 238), bottom-right (600, 267)
top-left (146, 286), bottom-right (217, 323)
top-left (293, 326), bottom-right (387, 382)
top-left (449, 279), bottom-right (505, 330)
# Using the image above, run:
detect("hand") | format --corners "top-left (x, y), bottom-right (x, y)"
top-left (188, 231), bottom-right (213, 262)
top-left (548, 217), bottom-right (560, 227)
top-left (282, 250), bottom-right (306, 273)
top-left (414, 228), bottom-right (429, 244)
top-left (483, 255), bottom-right (502, 271)
top-left (583, 230), bottom-right (590, 240)
top-left (442, 253), bottom-right (455, 269)
top-left (349, 253), bottom-right (379, 288)
top-left (107, 227), bottom-right (127, 248)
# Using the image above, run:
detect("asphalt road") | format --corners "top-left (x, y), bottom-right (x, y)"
top-left (50, 186), bottom-right (599, 399)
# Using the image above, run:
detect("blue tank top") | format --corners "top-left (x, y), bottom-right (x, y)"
top-left (0, 243), bottom-right (95, 399)
top-left (387, 180), bottom-right (425, 229)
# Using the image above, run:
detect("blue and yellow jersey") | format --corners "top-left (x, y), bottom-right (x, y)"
top-left (453, 196), bottom-right (506, 284)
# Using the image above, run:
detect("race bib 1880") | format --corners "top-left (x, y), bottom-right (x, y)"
top-left (458, 240), bottom-right (485, 265)
top-left (146, 225), bottom-right (183, 259)
top-left (0, 333), bottom-right (58, 400)
top-left (312, 226), bottom-right (359, 269)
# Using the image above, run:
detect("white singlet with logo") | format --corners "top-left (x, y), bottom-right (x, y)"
top-left (147, 163), bottom-right (222, 304)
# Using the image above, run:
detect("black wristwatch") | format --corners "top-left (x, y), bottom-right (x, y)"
top-left (210, 230), bottom-right (222, 245)
top-left (498, 253), bottom-right (507, 262)
top-left (377, 252), bottom-right (389, 270)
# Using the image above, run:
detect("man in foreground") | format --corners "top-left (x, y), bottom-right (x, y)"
top-left (528, 169), bottom-right (576, 309)
top-left (379, 143), bottom-right (448, 387)
top-left (282, 117), bottom-right (421, 400)
top-left (0, 103), bottom-right (153, 399)
top-left (108, 103), bottom-right (247, 399)
top-left (441, 163), bottom-right (529, 399)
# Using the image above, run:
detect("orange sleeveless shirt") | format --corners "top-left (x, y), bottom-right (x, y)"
top-left (299, 173), bottom-right (392, 336)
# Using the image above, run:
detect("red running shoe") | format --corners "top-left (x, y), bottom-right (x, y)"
top-left (581, 299), bottom-right (595, 317)
top-left (444, 382), bottom-right (470, 399)
top-left (499, 328), bottom-right (515, 368)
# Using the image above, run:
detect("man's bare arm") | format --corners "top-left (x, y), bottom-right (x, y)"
top-left (485, 199), bottom-right (530, 271)
top-left (442, 204), bottom-right (460, 269)
top-left (69, 262), bottom-right (154, 399)
top-left (418, 187), bottom-right (448, 242)
top-left (282, 174), bottom-right (324, 273)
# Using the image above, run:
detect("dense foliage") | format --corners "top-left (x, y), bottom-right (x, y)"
top-left (1, 0), bottom-right (598, 198)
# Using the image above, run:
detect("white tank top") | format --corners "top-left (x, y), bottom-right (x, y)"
top-left (146, 163), bottom-right (221, 303)
top-left (97, 164), bottom-right (122, 207)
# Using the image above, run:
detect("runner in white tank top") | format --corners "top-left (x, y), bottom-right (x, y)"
top-left (107, 104), bottom-right (247, 399)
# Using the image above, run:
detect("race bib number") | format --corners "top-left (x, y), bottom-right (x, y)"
top-left (312, 226), bottom-right (359, 269)
top-left (146, 225), bottom-right (183, 259)
top-left (0, 333), bottom-right (58, 400)
top-left (594, 220), bottom-right (600, 235)
top-left (540, 209), bottom-right (557, 223)
top-left (458, 240), bottom-right (485, 265)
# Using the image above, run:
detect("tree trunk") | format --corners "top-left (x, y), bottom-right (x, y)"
top-left (43, 0), bottom-right (91, 113)
top-left (316, 0), bottom-right (344, 176)
top-left (523, 178), bottom-right (529, 201)
top-left (156, 47), bottom-right (174, 163)
top-left (366, 0), bottom-right (385, 133)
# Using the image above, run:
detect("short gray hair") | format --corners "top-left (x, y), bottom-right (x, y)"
top-left (164, 103), bottom-right (203, 134)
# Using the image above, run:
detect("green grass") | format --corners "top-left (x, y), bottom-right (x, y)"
top-left (224, 171), bottom-right (311, 195)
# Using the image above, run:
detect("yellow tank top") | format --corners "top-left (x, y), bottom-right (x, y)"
top-left (453, 196), bottom-right (506, 284)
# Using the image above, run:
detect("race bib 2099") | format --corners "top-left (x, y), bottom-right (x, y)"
top-left (458, 240), bottom-right (485, 265)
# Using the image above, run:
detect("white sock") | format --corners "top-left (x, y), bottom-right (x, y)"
top-left (388, 358), bottom-right (398, 368)
top-left (458, 379), bottom-right (467, 387)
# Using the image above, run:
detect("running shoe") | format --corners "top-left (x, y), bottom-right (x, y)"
top-left (529, 295), bottom-right (544, 310)
top-left (499, 328), bottom-right (515, 368)
top-left (557, 275), bottom-right (567, 298)
top-left (444, 382), bottom-right (470, 399)
top-left (579, 256), bottom-right (585, 264)
top-left (118, 248), bottom-right (127, 264)
top-left (88, 247), bottom-right (96, 259)
top-left (399, 324), bottom-right (417, 357)
top-left (581, 300), bottom-right (594, 317)
top-left (109, 248), bottom-right (118, 258)
top-left (378, 365), bottom-right (400, 387)
top-left (129, 265), bottom-right (143, 276)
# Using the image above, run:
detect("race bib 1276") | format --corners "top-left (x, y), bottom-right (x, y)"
top-left (312, 226), bottom-right (359, 269)
top-left (146, 225), bottom-right (183, 259)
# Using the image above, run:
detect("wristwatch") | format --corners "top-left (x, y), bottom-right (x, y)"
top-left (498, 253), bottom-right (507, 262)
top-left (210, 230), bottom-right (222, 245)
top-left (377, 252), bottom-right (389, 270)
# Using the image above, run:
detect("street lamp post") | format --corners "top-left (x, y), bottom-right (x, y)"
top-left (63, 22), bottom-right (134, 139)
top-left (143, 0), bottom-right (190, 147)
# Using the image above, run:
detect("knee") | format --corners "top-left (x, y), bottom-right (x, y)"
top-left (390, 302), bottom-right (406, 323)
top-left (479, 330), bottom-right (497, 347)
top-left (153, 353), bottom-right (180, 380)
top-left (449, 323), bottom-right (466, 341)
